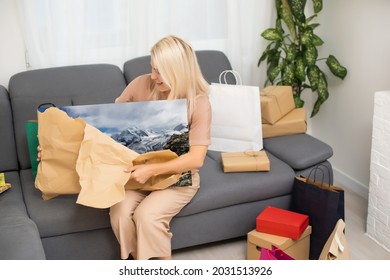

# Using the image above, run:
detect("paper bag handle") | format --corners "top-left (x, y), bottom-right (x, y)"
top-left (38, 103), bottom-right (57, 109)
top-left (218, 70), bottom-right (242, 85)
top-left (308, 164), bottom-right (332, 188)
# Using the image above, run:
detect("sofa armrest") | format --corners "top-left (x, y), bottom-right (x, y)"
top-left (263, 133), bottom-right (333, 170)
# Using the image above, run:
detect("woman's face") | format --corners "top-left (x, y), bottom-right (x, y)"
top-left (151, 61), bottom-right (170, 93)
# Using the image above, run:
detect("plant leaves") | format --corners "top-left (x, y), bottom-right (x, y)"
top-left (282, 63), bottom-right (295, 85)
top-left (286, 44), bottom-right (297, 61)
top-left (295, 56), bottom-right (306, 82)
top-left (301, 29), bottom-right (313, 45)
top-left (258, 0), bottom-right (347, 118)
top-left (280, 0), bottom-right (297, 41)
top-left (312, 0), bottom-right (323, 13)
top-left (289, 0), bottom-right (307, 23)
top-left (306, 15), bottom-right (318, 24)
top-left (308, 22), bottom-right (320, 29)
top-left (267, 48), bottom-right (281, 67)
top-left (307, 65), bottom-right (320, 90)
top-left (303, 44), bottom-right (318, 66)
top-left (294, 95), bottom-right (305, 108)
top-left (326, 55), bottom-right (347, 79)
top-left (258, 43), bottom-right (274, 67)
top-left (269, 64), bottom-right (283, 83)
top-left (261, 28), bottom-right (283, 41)
top-left (311, 72), bottom-right (328, 117)
top-left (317, 73), bottom-right (329, 103)
top-left (311, 97), bottom-right (321, 117)
top-left (312, 34), bottom-right (324, 46)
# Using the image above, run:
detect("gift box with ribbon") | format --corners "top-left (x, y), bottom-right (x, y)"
top-left (221, 150), bottom-right (270, 172)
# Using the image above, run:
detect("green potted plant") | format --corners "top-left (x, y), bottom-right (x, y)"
top-left (258, 0), bottom-right (347, 117)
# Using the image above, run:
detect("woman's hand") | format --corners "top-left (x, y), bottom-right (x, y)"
top-left (124, 164), bottom-right (155, 184)
top-left (37, 145), bottom-right (42, 161)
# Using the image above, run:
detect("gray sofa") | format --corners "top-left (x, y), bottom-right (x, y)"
top-left (0, 50), bottom-right (333, 260)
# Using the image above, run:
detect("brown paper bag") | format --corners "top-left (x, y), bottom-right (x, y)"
top-left (35, 107), bottom-right (86, 200)
top-left (319, 219), bottom-right (351, 260)
top-left (125, 150), bottom-right (182, 191)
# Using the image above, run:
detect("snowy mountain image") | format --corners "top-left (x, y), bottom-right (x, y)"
top-left (60, 99), bottom-right (189, 153)
top-left (111, 123), bottom-right (188, 154)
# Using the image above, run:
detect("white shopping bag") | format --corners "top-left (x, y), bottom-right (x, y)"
top-left (208, 70), bottom-right (262, 152)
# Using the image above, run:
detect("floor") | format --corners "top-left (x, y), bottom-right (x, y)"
top-left (172, 187), bottom-right (390, 260)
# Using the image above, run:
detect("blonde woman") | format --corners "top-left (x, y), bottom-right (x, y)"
top-left (110, 35), bottom-right (211, 260)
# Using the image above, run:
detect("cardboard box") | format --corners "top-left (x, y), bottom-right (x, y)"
top-left (260, 86), bottom-right (295, 124)
top-left (262, 107), bottom-right (307, 138)
top-left (247, 225), bottom-right (311, 260)
top-left (221, 150), bottom-right (270, 172)
top-left (256, 206), bottom-right (309, 239)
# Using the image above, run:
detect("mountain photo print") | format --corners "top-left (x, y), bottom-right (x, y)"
top-left (59, 99), bottom-right (191, 187)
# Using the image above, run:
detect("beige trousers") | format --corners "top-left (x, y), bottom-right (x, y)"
top-left (109, 173), bottom-right (200, 260)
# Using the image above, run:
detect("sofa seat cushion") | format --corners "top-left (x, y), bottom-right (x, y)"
top-left (20, 169), bottom-right (111, 238)
top-left (0, 216), bottom-right (46, 260)
top-left (263, 133), bottom-right (333, 170)
top-left (0, 171), bottom-right (29, 219)
top-left (178, 150), bottom-right (295, 217)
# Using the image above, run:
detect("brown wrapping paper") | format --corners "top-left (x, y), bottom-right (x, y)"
top-left (260, 86), bottom-right (295, 124)
top-left (262, 107), bottom-right (307, 138)
top-left (35, 107), bottom-right (86, 200)
top-left (75, 124), bottom-right (139, 208)
top-left (221, 150), bottom-right (270, 172)
top-left (125, 150), bottom-right (181, 191)
top-left (35, 107), bottom-right (182, 209)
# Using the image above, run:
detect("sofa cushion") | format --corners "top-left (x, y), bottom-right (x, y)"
top-left (123, 50), bottom-right (235, 84)
top-left (8, 64), bottom-right (127, 170)
top-left (0, 216), bottom-right (46, 260)
top-left (0, 171), bottom-right (28, 219)
top-left (263, 133), bottom-right (333, 170)
top-left (20, 169), bottom-right (111, 238)
top-left (0, 86), bottom-right (18, 172)
top-left (178, 150), bottom-right (295, 217)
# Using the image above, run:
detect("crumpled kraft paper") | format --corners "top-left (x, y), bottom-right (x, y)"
top-left (35, 107), bottom-right (86, 200)
top-left (35, 107), bottom-right (182, 209)
top-left (125, 150), bottom-right (181, 192)
top-left (75, 124), bottom-right (139, 208)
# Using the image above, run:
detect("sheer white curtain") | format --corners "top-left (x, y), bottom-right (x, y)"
top-left (17, 0), bottom-right (273, 85)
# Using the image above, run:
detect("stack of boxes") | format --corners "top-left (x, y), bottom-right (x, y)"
top-left (247, 206), bottom-right (312, 260)
top-left (260, 85), bottom-right (307, 138)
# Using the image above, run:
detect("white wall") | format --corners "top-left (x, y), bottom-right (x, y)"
top-left (309, 0), bottom-right (390, 198)
top-left (0, 0), bottom-right (26, 88)
top-left (1, 0), bottom-right (389, 199)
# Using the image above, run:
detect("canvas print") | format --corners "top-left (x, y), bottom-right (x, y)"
top-left (58, 99), bottom-right (191, 187)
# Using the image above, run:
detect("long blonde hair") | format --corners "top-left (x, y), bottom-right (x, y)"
top-left (150, 35), bottom-right (209, 116)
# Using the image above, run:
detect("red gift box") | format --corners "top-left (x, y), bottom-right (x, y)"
top-left (256, 206), bottom-right (309, 239)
